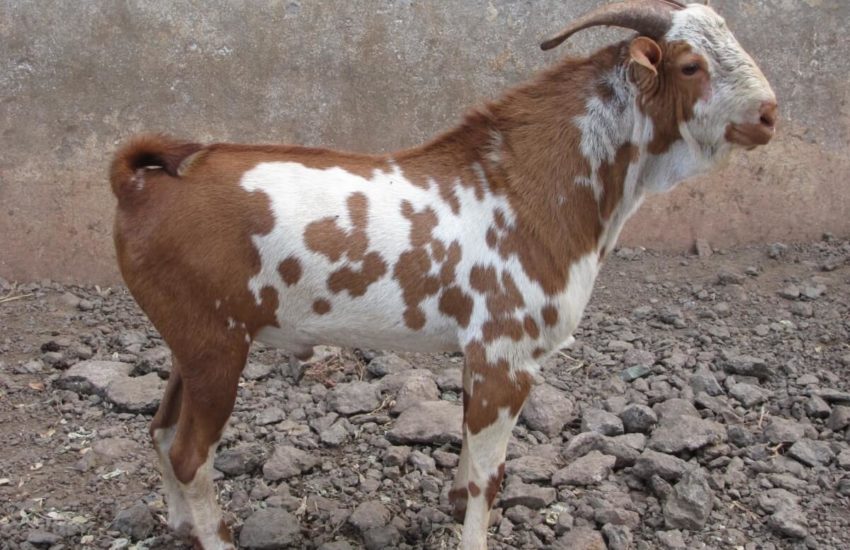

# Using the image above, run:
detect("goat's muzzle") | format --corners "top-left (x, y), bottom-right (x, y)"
top-left (725, 100), bottom-right (778, 148)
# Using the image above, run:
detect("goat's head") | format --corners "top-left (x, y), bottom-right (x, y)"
top-left (543, 0), bottom-right (777, 182)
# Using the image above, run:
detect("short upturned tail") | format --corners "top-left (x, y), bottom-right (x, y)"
top-left (109, 134), bottom-right (204, 207)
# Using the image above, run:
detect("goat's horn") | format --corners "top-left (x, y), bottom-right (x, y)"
top-left (540, 0), bottom-right (684, 51)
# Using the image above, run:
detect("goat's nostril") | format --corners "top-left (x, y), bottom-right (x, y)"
top-left (759, 100), bottom-right (778, 128)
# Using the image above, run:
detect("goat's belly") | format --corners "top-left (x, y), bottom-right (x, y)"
top-left (252, 278), bottom-right (463, 354)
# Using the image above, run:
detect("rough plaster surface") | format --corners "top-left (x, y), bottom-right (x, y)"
top-left (1, 0), bottom-right (848, 283)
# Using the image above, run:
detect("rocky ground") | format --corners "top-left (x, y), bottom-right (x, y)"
top-left (1, 237), bottom-right (849, 550)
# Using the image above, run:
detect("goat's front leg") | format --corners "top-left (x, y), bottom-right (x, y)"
top-left (457, 342), bottom-right (533, 550)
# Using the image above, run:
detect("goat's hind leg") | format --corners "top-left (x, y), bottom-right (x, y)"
top-left (150, 362), bottom-right (193, 536)
top-left (167, 343), bottom-right (247, 550)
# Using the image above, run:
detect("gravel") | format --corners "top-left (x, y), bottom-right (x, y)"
top-left (2, 239), bottom-right (850, 549)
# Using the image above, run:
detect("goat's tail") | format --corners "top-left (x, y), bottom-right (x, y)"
top-left (110, 134), bottom-right (204, 207)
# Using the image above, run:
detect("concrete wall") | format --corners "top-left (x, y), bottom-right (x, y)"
top-left (2, 0), bottom-right (848, 284)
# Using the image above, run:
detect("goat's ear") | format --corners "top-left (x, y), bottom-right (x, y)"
top-left (629, 36), bottom-right (663, 76)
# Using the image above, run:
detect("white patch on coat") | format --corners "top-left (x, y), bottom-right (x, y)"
top-left (574, 65), bottom-right (635, 200)
top-left (239, 161), bottom-right (526, 356)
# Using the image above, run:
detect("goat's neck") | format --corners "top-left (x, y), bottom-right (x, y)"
top-left (488, 45), bottom-right (651, 270)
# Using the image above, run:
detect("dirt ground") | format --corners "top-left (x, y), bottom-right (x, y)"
top-left (1, 237), bottom-right (848, 550)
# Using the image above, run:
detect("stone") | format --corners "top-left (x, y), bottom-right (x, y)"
top-left (110, 501), bottom-right (156, 541)
top-left (801, 283), bottom-right (826, 300)
top-left (619, 404), bottom-right (658, 434)
top-left (804, 395), bottom-right (832, 419)
top-left (767, 242), bottom-right (788, 259)
top-left (408, 450), bottom-right (436, 474)
top-left (614, 433), bottom-right (646, 451)
top-left (433, 449), bottom-right (459, 468)
top-left (778, 284), bottom-right (801, 300)
top-left (263, 445), bottom-right (320, 481)
top-left (320, 419), bottom-right (350, 447)
top-left (596, 508), bottom-right (640, 529)
top-left (723, 354), bottom-right (773, 381)
top-left (552, 450), bottom-right (615, 486)
top-left (349, 501), bottom-right (391, 532)
top-left (256, 407), bottom-right (287, 426)
top-left (26, 529), bottom-right (61, 546)
top-left (694, 238), bottom-right (712, 258)
top-left (790, 302), bottom-right (813, 317)
top-left (15, 359), bottom-right (45, 374)
top-left (239, 508), bottom-right (301, 549)
top-left (620, 365), bottom-right (652, 382)
top-left (649, 416), bottom-right (726, 454)
top-left (243, 361), bottom-right (275, 380)
top-left (837, 449), bottom-right (850, 470)
top-left (215, 444), bottom-right (265, 476)
top-left (623, 348), bottom-right (655, 368)
top-left (602, 523), bottom-right (634, 550)
top-left (787, 439), bottom-right (835, 467)
top-left (727, 425), bottom-right (755, 448)
top-left (562, 432), bottom-right (640, 469)
top-left (663, 469), bottom-right (714, 530)
top-left (689, 369), bottom-right (723, 396)
top-left (520, 383), bottom-right (575, 437)
top-left (383, 445), bottom-right (411, 467)
top-left (138, 346), bottom-right (172, 377)
top-left (633, 450), bottom-right (688, 481)
top-left (729, 383), bottom-right (769, 408)
top-left (767, 508), bottom-right (808, 539)
top-left (764, 417), bottom-right (805, 444)
top-left (386, 401), bottom-right (462, 445)
top-left (500, 478), bottom-right (557, 509)
top-left (814, 389), bottom-right (850, 405)
top-left (553, 526), bottom-right (606, 550)
top-left (54, 360), bottom-right (134, 396)
top-left (363, 525), bottom-right (401, 550)
top-left (757, 488), bottom-right (800, 514)
top-left (105, 373), bottom-right (165, 414)
top-left (366, 353), bottom-right (412, 377)
top-left (657, 529), bottom-right (686, 549)
top-left (694, 392), bottom-right (741, 423)
top-left (717, 268), bottom-right (745, 285)
top-left (435, 368), bottom-right (462, 392)
top-left (826, 405), bottom-right (850, 431)
top-left (581, 408), bottom-right (624, 436)
top-left (116, 329), bottom-right (147, 348)
top-left (328, 381), bottom-right (381, 415)
top-left (92, 437), bottom-right (139, 462)
top-left (391, 374), bottom-right (440, 414)
top-left (653, 398), bottom-right (700, 421)
top-left (505, 455), bottom-right (559, 483)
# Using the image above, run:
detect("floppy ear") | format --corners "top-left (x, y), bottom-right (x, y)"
top-left (629, 36), bottom-right (663, 76)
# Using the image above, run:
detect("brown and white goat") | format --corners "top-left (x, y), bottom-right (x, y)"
top-left (110, 1), bottom-right (776, 548)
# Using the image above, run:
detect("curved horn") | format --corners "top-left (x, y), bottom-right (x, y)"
top-left (540, 0), bottom-right (684, 51)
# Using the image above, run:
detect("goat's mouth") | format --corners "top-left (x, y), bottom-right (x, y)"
top-left (725, 121), bottom-right (775, 149)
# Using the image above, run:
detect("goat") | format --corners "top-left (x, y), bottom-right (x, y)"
top-left (109, 1), bottom-right (776, 548)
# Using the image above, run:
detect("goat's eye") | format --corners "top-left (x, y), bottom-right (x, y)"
top-left (681, 63), bottom-right (701, 76)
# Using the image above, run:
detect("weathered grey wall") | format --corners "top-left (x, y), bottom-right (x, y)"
top-left (2, 0), bottom-right (848, 283)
